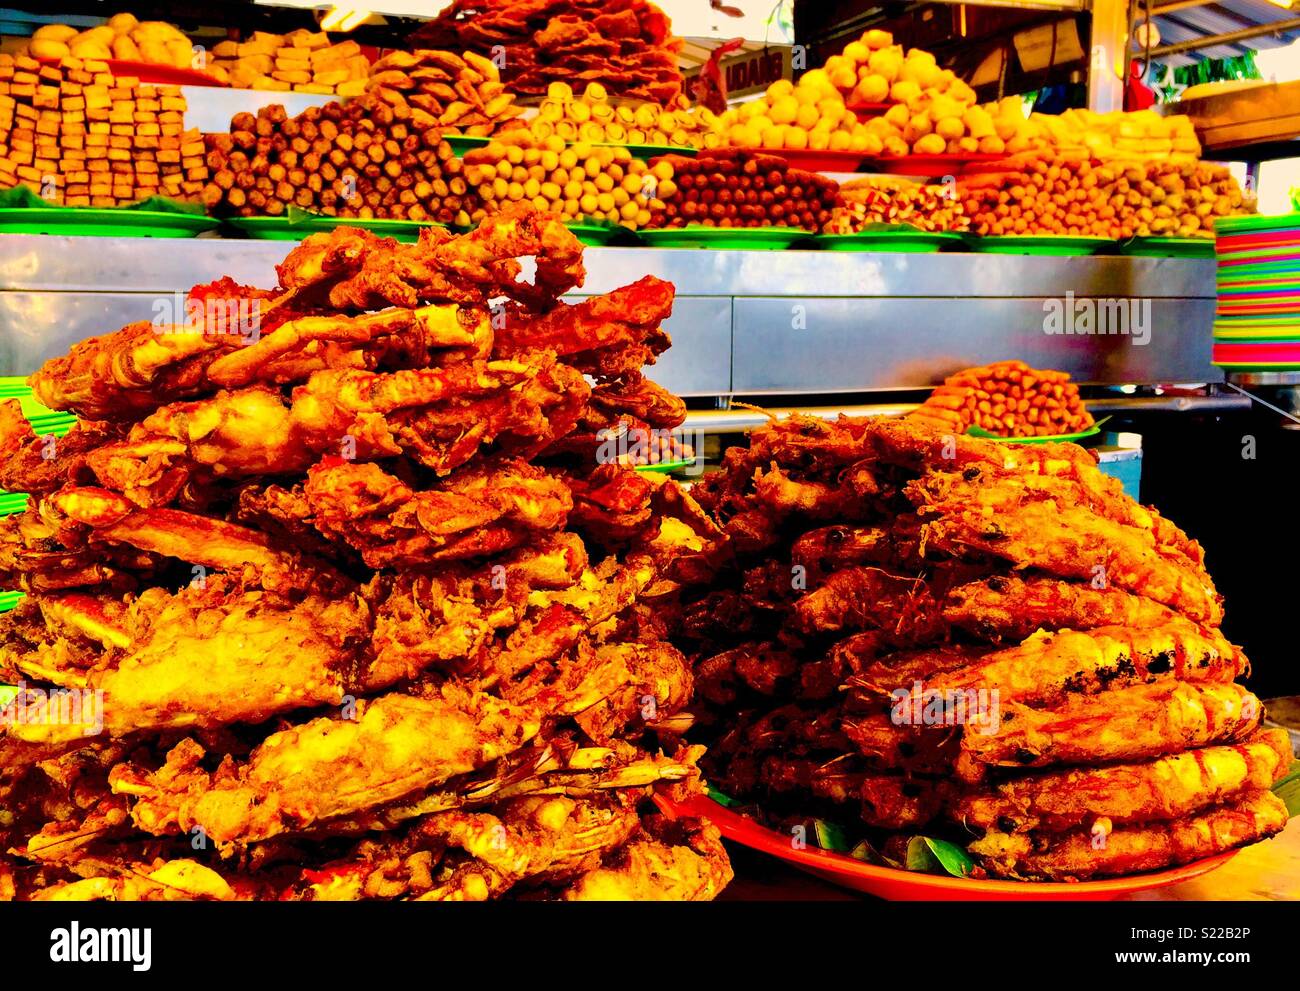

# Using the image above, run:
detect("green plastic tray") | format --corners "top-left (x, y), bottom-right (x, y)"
top-left (968, 422), bottom-right (1104, 445)
top-left (812, 230), bottom-right (964, 253)
top-left (1214, 213), bottom-right (1300, 236)
top-left (634, 458), bottom-right (696, 474)
top-left (638, 225), bottom-right (811, 250)
top-left (587, 142), bottom-right (697, 161)
top-left (445, 135), bottom-right (491, 155)
top-left (970, 235), bottom-right (1116, 256)
top-left (1120, 237), bottom-right (1215, 258)
top-left (566, 222), bottom-right (641, 247)
top-left (224, 215), bottom-right (448, 243)
top-left (0, 207), bottom-right (219, 237)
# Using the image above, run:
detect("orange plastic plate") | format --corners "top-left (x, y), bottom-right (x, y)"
top-left (657, 793), bottom-right (1237, 901)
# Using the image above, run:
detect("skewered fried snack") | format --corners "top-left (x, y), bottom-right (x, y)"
top-left (0, 208), bottom-right (730, 900)
top-left (674, 413), bottom-right (1285, 881)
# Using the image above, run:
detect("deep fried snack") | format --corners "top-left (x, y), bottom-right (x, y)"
top-left (953, 728), bottom-right (1293, 833)
top-left (967, 791), bottom-right (1288, 881)
top-left (957, 680), bottom-right (1263, 777)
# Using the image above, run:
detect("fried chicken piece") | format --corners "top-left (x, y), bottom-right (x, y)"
top-left (967, 790), bottom-right (1288, 881)
top-left (277, 203), bottom-right (584, 312)
top-left (897, 621), bottom-right (1243, 707)
top-left (942, 574), bottom-right (1183, 642)
top-left (28, 322), bottom-right (242, 421)
top-left (48, 487), bottom-right (343, 594)
top-left (0, 580), bottom-right (372, 750)
top-left (953, 729), bottom-right (1294, 833)
top-left (364, 534), bottom-right (587, 683)
top-left (561, 814), bottom-right (733, 901)
top-left (303, 457), bottom-right (572, 568)
top-left (0, 404), bottom-right (125, 497)
top-left (869, 416), bottom-right (1206, 570)
top-left (908, 475), bottom-right (1222, 625)
top-left (494, 276), bottom-right (673, 371)
top-left (957, 680), bottom-right (1263, 777)
top-left (110, 688), bottom-right (550, 848)
top-left (30, 858), bottom-right (244, 901)
top-left (204, 305), bottom-right (491, 389)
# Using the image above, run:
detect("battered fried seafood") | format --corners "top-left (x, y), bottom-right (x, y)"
top-left (678, 414), bottom-right (1286, 880)
top-left (0, 209), bottom-right (730, 901)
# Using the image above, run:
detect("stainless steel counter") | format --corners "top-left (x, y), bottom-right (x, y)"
top-left (0, 235), bottom-right (1219, 396)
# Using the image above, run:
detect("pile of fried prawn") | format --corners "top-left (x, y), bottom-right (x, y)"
top-left (0, 203), bottom-right (733, 901)
top-left (678, 415), bottom-right (1291, 881)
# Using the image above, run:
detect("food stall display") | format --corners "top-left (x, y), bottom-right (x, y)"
top-left (0, 206), bottom-right (733, 900)
top-left (0, 54), bottom-right (206, 205)
top-left (0, 0), bottom-right (1295, 908)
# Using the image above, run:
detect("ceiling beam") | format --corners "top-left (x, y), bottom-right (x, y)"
top-left (1148, 13), bottom-right (1300, 54)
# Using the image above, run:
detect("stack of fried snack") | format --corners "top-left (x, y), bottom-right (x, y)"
top-left (962, 156), bottom-right (1251, 239)
top-left (0, 55), bottom-right (206, 204)
top-left (21, 15), bottom-right (196, 71)
top-left (0, 204), bottom-right (731, 901)
top-left (679, 415), bottom-right (1289, 881)
top-left (366, 49), bottom-right (524, 137)
top-left (411, 0), bottom-right (684, 106)
top-left (532, 82), bottom-right (717, 150)
top-left (208, 30), bottom-right (370, 95)
top-left (647, 150), bottom-right (841, 232)
top-left (463, 133), bottom-right (664, 229)
top-left (202, 94), bottom-right (477, 223)
top-left (909, 360), bottom-right (1093, 438)
top-left (828, 176), bottom-right (970, 235)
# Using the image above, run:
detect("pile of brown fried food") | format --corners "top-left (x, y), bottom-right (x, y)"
top-left (411, 0), bottom-right (684, 106)
top-left (678, 414), bottom-right (1290, 881)
top-left (0, 203), bottom-right (732, 901)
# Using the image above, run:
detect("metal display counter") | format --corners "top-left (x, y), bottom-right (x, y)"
top-left (0, 235), bottom-right (1218, 397)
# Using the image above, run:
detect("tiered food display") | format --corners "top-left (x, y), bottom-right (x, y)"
top-left (0, 205), bottom-right (733, 901)
top-left (201, 54), bottom-right (518, 222)
top-left (412, 0), bottom-right (683, 105)
top-left (208, 30), bottom-right (370, 96)
top-left (0, 54), bottom-right (206, 204)
top-left (648, 150), bottom-right (841, 232)
top-left (463, 134), bottom-right (664, 230)
top-left (532, 82), bottom-right (717, 151)
top-left (679, 415), bottom-right (1289, 881)
top-left (829, 176), bottom-right (970, 234)
top-left (909, 361), bottom-right (1094, 437)
top-left (21, 14), bottom-right (195, 69)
